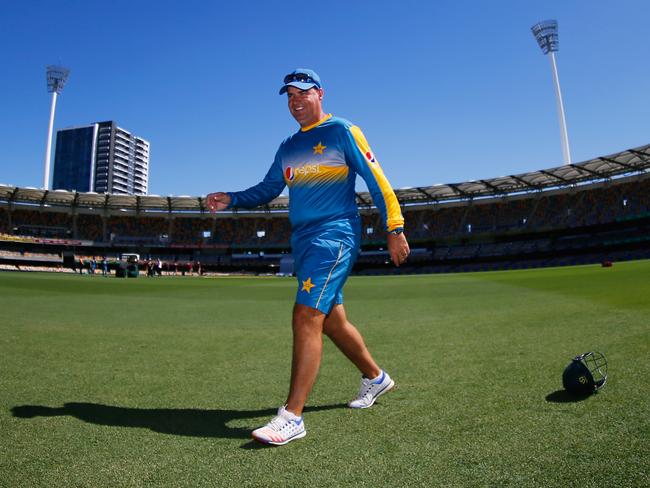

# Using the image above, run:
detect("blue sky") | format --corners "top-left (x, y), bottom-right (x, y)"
top-left (1, 0), bottom-right (648, 197)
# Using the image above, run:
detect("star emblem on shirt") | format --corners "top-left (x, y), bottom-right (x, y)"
top-left (301, 277), bottom-right (315, 293)
top-left (312, 142), bottom-right (326, 155)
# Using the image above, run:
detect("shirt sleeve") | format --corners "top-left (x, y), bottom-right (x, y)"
top-left (342, 125), bottom-right (404, 232)
top-left (227, 150), bottom-right (286, 209)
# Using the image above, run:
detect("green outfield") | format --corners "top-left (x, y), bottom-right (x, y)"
top-left (1, 262), bottom-right (649, 487)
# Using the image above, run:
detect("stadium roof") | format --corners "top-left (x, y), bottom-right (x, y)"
top-left (1, 143), bottom-right (649, 213)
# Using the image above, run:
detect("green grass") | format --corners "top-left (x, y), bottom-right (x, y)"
top-left (1, 262), bottom-right (649, 487)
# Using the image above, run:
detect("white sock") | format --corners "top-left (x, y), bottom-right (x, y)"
top-left (282, 406), bottom-right (301, 419)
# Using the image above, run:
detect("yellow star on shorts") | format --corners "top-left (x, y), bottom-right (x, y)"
top-left (301, 277), bottom-right (315, 293)
top-left (312, 142), bottom-right (326, 155)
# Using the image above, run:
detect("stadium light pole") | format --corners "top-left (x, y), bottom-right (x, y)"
top-left (531, 20), bottom-right (572, 165)
top-left (43, 65), bottom-right (70, 190)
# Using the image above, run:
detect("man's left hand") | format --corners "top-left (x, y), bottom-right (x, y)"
top-left (387, 232), bottom-right (410, 267)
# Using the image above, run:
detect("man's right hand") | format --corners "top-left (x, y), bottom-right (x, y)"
top-left (206, 192), bottom-right (231, 213)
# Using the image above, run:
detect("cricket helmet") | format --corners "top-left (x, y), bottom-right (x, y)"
top-left (562, 351), bottom-right (608, 395)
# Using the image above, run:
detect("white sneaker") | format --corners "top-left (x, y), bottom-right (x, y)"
top-left (251, 406), bottom-right (306, 446)
top-left (348, 370), bottom-right (395, 409)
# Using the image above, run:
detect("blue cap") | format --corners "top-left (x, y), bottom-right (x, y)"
top-left (279, 68), bottom-right (322, 95)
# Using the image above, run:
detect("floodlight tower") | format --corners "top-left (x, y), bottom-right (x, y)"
top-left (43, 65), bottom-right (70, 189)
top-left (531, 20), bottom-right (572, 165)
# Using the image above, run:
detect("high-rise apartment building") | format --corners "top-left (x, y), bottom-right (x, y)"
top-left (52, 121), bottom-right (149, 195)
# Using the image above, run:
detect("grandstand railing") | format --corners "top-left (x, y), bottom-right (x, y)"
top-left (1, 143), bottom-right (648, 213)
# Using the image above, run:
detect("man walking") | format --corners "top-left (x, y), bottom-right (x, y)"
top-left (207, 69), bottom-right (410, 445)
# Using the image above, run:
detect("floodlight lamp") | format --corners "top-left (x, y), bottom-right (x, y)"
top-left (531, 20), bottom-right (559, 55)
top-left (46, 65), bottom-right (70, 94)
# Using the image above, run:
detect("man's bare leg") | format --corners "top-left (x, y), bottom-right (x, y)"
top-left (284, 304), bottom-right (326, 416)
top-left (323, 304), bottom-right (381, 379)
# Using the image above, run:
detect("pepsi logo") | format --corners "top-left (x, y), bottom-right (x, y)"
top-left (285, 166), bottom-right (294, 181)
top-left (365, 151), bottom-right (376, 163)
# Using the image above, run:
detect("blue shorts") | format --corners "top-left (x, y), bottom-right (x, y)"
top-left (293, 235), bottom-right (359, 315)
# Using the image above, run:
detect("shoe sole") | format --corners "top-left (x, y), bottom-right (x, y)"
top-left (349, 379), bottom-right (395, 409)
top-left (252, 430), bottom-right (306, 446)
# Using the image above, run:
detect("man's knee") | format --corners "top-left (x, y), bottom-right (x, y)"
top-left (293, 304), bottom-right (325, 334)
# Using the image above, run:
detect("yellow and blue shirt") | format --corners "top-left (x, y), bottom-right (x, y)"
top-left (228, 115), bottom-right (404, 239)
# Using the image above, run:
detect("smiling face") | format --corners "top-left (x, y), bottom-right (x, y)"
top-left (286, 86), bottom-right (326, 128)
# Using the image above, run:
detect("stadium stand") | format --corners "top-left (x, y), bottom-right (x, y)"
top-left (1, 143), bottom-right (649, 275)
top-left (75, 213), bottom-right (103, 241)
